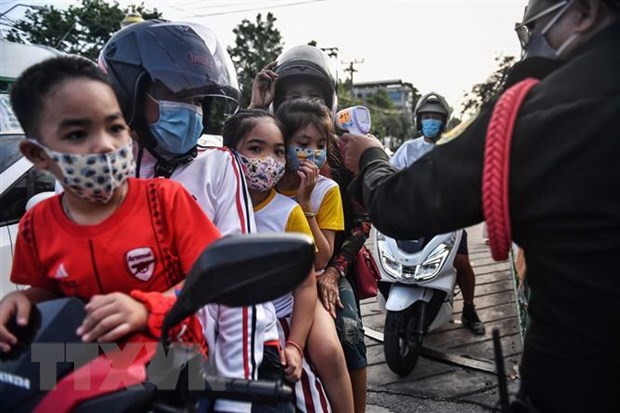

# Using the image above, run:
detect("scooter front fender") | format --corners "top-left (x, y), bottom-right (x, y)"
top-left (385, 285), bottom-right (433, 312)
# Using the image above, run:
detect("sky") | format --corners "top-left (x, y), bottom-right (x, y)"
top-left (0, 0), bottom-right (528, 115)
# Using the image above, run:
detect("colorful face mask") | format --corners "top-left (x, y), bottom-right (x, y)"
top-left (236, 152), bottom-right (286, 192)
top-left (286, 145), bottom-right (327, 170)
top-left (421, 119), bottom-right (443, 140)
top-left (149, 98), bottom-right (203, 157)
top-left (34, 140), bottom-right (135, 203)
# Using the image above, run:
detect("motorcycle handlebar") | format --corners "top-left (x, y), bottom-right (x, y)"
top-left (200, 376), bottom-right (293, 403)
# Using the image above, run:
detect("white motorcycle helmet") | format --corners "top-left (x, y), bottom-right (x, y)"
top-left (414, 92), bottom-right (452, 135)
top-left (272, 45), bottom-right (338, 115)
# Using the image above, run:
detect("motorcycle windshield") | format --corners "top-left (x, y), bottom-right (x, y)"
top-left (0, 298), bottom-right (88, 411)
top-left (396, 237), bottom-right (428, 254)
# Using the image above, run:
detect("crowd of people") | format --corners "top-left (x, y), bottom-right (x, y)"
top-left (0, 1), bottom-right (619, 412)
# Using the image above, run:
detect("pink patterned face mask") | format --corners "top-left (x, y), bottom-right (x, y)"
top-left (235, 151), bottom-right (286, 192)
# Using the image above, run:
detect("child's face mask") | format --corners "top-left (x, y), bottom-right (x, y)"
top-left (32, 140), bottom-right (135, 203)
top-left (236, 152), bottom-right (286, 192)
top-left (286, 145), bottom-right (327, 170)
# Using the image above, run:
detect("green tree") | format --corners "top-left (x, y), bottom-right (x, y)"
top-left (4, 0), bottom-right (161, 61)
top-left (461, 55), bottom-right (516, 116)
top-left (228, 13), bottom-right (283, 107)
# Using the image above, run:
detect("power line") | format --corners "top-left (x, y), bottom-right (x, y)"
top-left (176, 0), bottom-right (326, 19)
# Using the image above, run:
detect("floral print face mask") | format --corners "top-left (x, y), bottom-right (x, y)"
top-left (32, 140), bottom-right (135, 203)
top-left (235, 151), bottom-right (286, 192)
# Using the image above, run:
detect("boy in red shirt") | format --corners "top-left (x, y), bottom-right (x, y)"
top-left (0, 56), bottom-right (219, 352)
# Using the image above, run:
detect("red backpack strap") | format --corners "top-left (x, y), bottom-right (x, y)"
top-left (482, 78), bottom-right (539, 261)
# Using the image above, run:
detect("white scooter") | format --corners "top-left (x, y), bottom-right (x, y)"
top-left (370, 226), bottom-right (462, 376)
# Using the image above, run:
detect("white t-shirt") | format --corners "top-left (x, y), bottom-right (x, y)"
top-left (254, 189), bottom-right (314, 319)
top-left (138, 146), bottom-right (269, 413)
top-left (390, 137), bottom-right (436, 170)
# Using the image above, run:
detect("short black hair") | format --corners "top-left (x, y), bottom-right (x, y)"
top-left (222, 109), bottom-right (286, 150)
top-left (10, 56), bottom-right (113, 138)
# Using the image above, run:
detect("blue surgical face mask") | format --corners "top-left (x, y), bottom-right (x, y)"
top-left (421, 119), bottom-right (442, 140)
top-left (149, 98), bottom-right (203, 156)
top-left (286, 145), bottom-right (327, 170)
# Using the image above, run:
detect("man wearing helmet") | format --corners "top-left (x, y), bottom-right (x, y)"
top-left (391, 93), bottom-right (485, 336)
top-left (250, 45), bottom-right (369, 413)
top-left (342, 1), bottom-right (620, 411)
top-left (100, 21), bottom-right (269, 413)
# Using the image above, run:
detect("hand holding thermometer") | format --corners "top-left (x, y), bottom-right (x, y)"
top-left (334, 106), bottom-right (372, 135)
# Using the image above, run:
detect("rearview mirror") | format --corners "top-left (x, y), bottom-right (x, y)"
top-left (162, 233), bottom-right (314, 338)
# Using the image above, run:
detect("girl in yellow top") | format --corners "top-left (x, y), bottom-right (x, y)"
top-left (275, 98), bottom-right (354, 413)
top-left (223, 109), bottom-right (353, 413)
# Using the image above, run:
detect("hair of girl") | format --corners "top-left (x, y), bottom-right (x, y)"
top-left (222, 109), bottom-right (287, 150)
top-left (274, 98), bottom-right (336, 145)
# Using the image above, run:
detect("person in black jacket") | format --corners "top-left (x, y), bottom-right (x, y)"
top-left (342, 1), bottom-right (620, 411)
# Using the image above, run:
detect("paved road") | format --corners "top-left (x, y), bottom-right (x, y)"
top-left (363, 224), bottom-right (522, 412)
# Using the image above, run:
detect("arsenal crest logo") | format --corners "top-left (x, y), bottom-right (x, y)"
top-left (126, 247), bottom-right (156, 281)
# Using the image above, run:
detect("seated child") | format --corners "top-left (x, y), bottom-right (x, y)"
top-left (223, 108), bottom-right (353, 413)
top-left (0, 56), bottom-right (219, 353)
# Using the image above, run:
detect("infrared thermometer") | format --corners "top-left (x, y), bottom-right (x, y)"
top-left (334, 106), bottom-right (372, 135)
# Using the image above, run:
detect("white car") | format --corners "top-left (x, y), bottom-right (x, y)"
top-left (1, 40), bottom-right (64, 296)
top-left (0, 132), bottom-right (56, 296)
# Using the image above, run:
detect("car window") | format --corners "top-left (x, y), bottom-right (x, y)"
top-left (0, 94), bottom-right (22, 133)
top-left (0, 168), bottom-right (55, 225)
top-left (0, 134), bottom-right (23, 174)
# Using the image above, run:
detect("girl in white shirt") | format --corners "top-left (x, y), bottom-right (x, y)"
top-left (223, 109), bottom-right (352, 413)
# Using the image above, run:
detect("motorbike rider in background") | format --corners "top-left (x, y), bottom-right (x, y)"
top-left (99, 20), bottom-right (269, 413)
top-left (391, 93), bottom-right (485, 335)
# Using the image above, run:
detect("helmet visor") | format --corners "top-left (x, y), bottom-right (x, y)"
top-left (139, 22), bottom-right (239, 100)
top-left (202, 93), bottom-right (241, 135)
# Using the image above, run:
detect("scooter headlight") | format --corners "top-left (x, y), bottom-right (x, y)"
top-left (403, 234), bottom-right (457, 282)
top-left (376, 231), bottom-right (457, 283)
top-left (377, 239), bottom-right (402, 279)
top-left (411, 243), bottom-right (451, 281)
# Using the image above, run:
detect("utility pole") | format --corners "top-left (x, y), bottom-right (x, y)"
top-left (342, 58), bottom-right (364, 97)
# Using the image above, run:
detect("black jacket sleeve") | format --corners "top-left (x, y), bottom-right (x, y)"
top-left (350, 106), bottom-right (494, 240)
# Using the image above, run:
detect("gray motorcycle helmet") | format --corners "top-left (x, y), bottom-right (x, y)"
top-left (414, 92), bottom-right (452, 134)
top-left (272, 45), bottom-right (338, 114)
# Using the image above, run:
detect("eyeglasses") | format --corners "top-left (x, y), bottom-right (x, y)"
top-left (514, 0), bottom-right (570, 49)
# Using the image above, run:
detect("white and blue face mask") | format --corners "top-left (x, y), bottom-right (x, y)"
top-left (421, 119), bottom-right (443, 140)
top-left (286, 145), bottom-right (327, 170)
top-left (148, 98), bottom-right (204, 157)
top-left (31, 140), bottom-right (135, 203)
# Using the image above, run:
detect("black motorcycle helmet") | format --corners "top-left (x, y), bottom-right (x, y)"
top-left (99, 20), bottom-right (240, 159)
top-left (272, 45), bottom-right (338, 114)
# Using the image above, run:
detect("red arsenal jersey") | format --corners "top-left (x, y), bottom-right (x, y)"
top-left (10, 178), bottom-right (220, 300)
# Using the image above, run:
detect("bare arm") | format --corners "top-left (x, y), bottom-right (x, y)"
top-left (283, 269), bottom-right (317, 383)
top-left (0, 287), bottom-right (60, 352)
